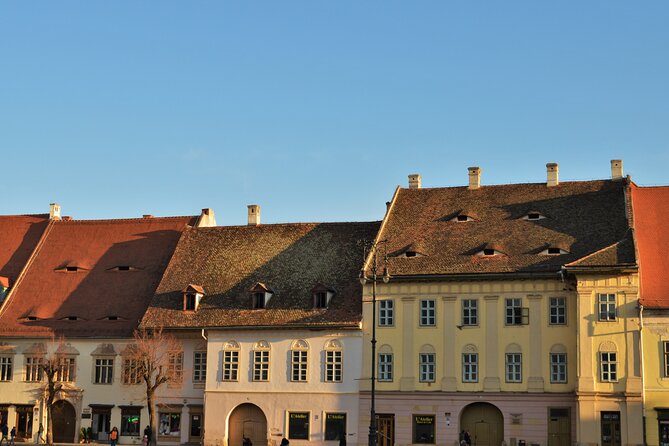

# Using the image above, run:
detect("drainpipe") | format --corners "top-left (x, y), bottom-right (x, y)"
top-left (201, 329), bottom-right (207, 341)
top-left (639, 301), bottom-right (647, 446)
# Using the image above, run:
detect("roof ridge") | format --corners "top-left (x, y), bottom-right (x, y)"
top-left (191, 221), bottom-right (381, 229)
top-left (398, 178), bottom-right (612, 192)
top-left (54, 215), bottom-right (198, 224)
top-left (0, 213), bottom-right (50, 218)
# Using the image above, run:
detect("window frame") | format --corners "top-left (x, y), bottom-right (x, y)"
top-left (412, 414), bottom-right (436, 444)
top-left (56, 356), bottom-right (76, 382)
top-left (664, 341), bottom-right (669, 378)
top-left (122, 357), bottom-right (141, 385)
top-left (291, 349), bottom-right (308, 382)
top-left (462, 299), bottom-right (478, 326)
top-left (505, 353), bottom-right (522, 383)
top-left (222, 349), bottom-right (239, 382)
top-left (419, 353), bottom-right (435, 383)
top-left (287, 412), bottom-right (310, 440)
top-left (325, 350), bottom-right (343, 383)
top-left (462, 353), bottom-right (478, 383)
top-left (598, 294), bottom-right (617, 321)
top-left (550, 352), bottom-right (567, 383)
top-left (379, 300), bottom-right (394, 326)
top-left (121, 406), bottom-right (141, 436)
top-left (324, 413), bottom-right (346, 441)
top-left (0, 355), bottom-right (13, 381)
top-left (549, 297), bottom-right (567, 325)
top-left (419, 299), bottom-right (436, 326)
top-left (253, 349), bottom-right (270, 382)
top-left (378, 353), bottom-right (393, 382)
top-left (25, 356), bottom-right (44, 382)
top-left (193, 351), bottom-right (207, 383)
top-left (600, 351), bottom-right (618, 382)
top-left (93, 357), bottom-right (114, 385)
top-left (505, 298), bottom-right (528, 325)
top-left (168, 351), bottom-right (184, 383)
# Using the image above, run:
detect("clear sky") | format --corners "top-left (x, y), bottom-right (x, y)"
top-left (1, 1), bottom-right (667, 225)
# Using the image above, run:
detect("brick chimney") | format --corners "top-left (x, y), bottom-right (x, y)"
top-left (49, 203), bottom-right (61, 220)
top-left (196, 208), bottom-right (217, 227)
top-left (408, 174), bottom-right (422, 189)
top-left (248, 205), bottom-right (260, 226)
top-left (468, 167), bottom-right (481, 190)
top-left (546, 163), bottom-right (559, 187)
top-left (611, 159), bottom-right (623, 179)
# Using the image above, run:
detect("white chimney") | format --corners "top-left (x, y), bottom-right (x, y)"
top-left (546, 163), bottom-right (559, 187)
top-left (49, 203), bottom-right (61, 220)
top-left (408, 174), bottom-right (422, 189)
top-left (196, 208), bottom-right (217, 227)
top-left (611, 159), bottom-right (623, 179)
top-left (248, 205), bottom-right (260, 226)
top-left (468, 167), bottom-right (481, 190)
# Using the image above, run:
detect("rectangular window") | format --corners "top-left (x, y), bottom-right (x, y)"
top-left (121, 407), bottom-right (141, 436)
top-left (158, 413), bottom-right (181, 437)
top-left (664, 342), bottom-right (669, 378)
top-left (462, 353), bottom-right (478, 383)
top-left (253, 350), bottom-right (269, 381)
top-left (505, 353), bottom-right (522, 383)
top-left (549, 297), bottom-right (567, 325)
top-left (253, 293), bottom-right (265, 309)
top-left (598, 294), bottom-right (616, 321)
top-left (288, 412), bottom-right (310, 440)
top-left (122, 358), bottom-right (141, 385)
top-left (324, 413), bottom-right (346, 441)
top-left (505, 298), bottom-right (528, 325)
top-left (379, 300), bottom-right (394, 326)
top-left (419, 353), bottom-right (435, 383)
top-left (25, 357), bottom-right (43, 382)
top-left (325, 350), bottom-right (342, 382)
top-left (223, 350), bottom-right (239, 381)
top-left (378, 353), bottom-right (393, 382)
top-left (462, 299), bottom-right (478, 326)
top-left (193, 352), bottom-right (206, 383)
top-left (600, 352), bottom-right (617, 382)
top-left (94, 358), bottom-right (113, 384)
top-left (0, 356), bottom-right (12, 381)
top-left (412, 415), bottom-right (435, 444)
top-left (550, 353), bottom-right (567, 383)
top-left (291, 350), bottom-right (308, 382)
top-left (420, 300), bottom-right (436, 326)
top-left (314, 292), bottom-right (328, 309)
top-left (168, 352), bottom-right (183, 382)
top-left (56, 357), bottom-right (75, 382)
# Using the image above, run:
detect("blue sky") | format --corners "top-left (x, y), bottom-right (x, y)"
top-left (1, 1), bottom-right (667, 224)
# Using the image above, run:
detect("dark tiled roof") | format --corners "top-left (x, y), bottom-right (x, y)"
top-left (376, 179), bottom-right (635, 277)
top-left (0, 215), bottom-right (50, 286)
top-left (140, 221), bottom-right (380, 329)
top-left (0, 216), bottom-right (197, 338)
top-left (632, 185), bottom-right (669, 308)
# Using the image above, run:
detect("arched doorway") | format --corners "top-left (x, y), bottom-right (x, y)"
top-left (52, 400), bottom-right (77, 443)
top-left (229, 403), bottom-right (267, 446)
top-left (460, 403), bottom-right (504, 446)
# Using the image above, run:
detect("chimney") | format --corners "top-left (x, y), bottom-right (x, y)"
top-left (196, 208), bottom-right (217, 228)
top-left (142, 214), bottom-right (154, 219)
top-left (546, 163), bottom-right (559, 187)
top-left (611, 159), bottom-right (623, 179)
top-left (408, 174), bottom-right (422, 189)
top-left (468, 167), bottom-right (481, 190)
top-left (248, 205), bottom-right (260, 226)
top-left (49, 203), bottom-right (61, 220)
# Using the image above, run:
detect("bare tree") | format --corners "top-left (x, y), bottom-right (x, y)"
top-left (128, 327), bottom-right (182, 446)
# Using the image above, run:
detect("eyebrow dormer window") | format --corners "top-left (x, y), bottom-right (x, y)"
top-left (541, 247), bottom-right (569, 255)
top-left (453, 214), bottom-right (475, 222)
top-left (55, 265), bottom-right (86, 273)
top-left (523, 212), bottom-right (546, 221)
top-left (476, 248), bottom-right (504, 257)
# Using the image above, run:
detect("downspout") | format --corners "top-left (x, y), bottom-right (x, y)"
top-left (639, 301), bottom-right (647, 446)
top-left (201, 329), bottom-right (207, 341)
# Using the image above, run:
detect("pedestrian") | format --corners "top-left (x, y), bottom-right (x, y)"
top-left (280, 438), bottom-right (289, 446)
top-left (459, 430), bottom-right (466, 446)
top-left (110, 427), bottom-right (119, 446)
top-left (0, 422), bottom-right (8, 446)
top-left (464, 430), bottom-right (471, 446)
top-left (36, 423), bottom-right (44, 444)
top-left (143, 425), bottom-right (151, 446)
top-left (9, 427), bottom-right (15, 446)
top-left (243, 436), bottom-right (252, 446)
top-left (339, 432), bottom-right (346, 446)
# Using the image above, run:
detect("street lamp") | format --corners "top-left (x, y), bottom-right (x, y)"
top-left (359, 240), bottom-right (390, 446)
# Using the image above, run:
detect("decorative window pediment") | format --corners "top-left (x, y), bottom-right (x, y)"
top-left (223, 340), bottom-right (240, 350)
top-left (91, 343), bottom-right (117, 356)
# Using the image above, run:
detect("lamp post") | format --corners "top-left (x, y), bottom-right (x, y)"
top-left (360, 240), bottom-right (390, 446)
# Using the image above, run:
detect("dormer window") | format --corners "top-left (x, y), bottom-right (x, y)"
top-left (107, 266), bottom-right (140, 272)
top-left (182, 284), bottom-right (205, 312)
top-left (523, 211), bottom-right (546, 221)
top-left (451, 214), bottom-right (475, 222)
top-left (63, 316), bottom-right (79, 321)
top-left (26, 316), bottom-right (39, 321)
top-left (312, 285), bottom-right (335, 309)
top-left (476, 248), bottom-right (505, 257)
top-left (55, 265), bottom-right (86, 273)
top-left (540, 247), bottom-right (569, 255)
top-left (250, 283), bottom-right (273, 310)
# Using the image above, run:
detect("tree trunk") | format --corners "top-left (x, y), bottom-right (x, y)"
top-left (46, 398), bottom-right (53, 445)
top-left (147, 389), bottom-right (157, 446)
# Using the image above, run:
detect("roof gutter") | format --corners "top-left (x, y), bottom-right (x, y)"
top-left (388, 271), bottom-right (564, 282)
top-left (562, 264), bottom-right (638, 274)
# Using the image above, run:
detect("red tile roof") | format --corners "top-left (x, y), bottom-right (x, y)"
top-left (0, 216), bottom-right (197, 338)
top-left (632, 185), bottom-right (669, 308)
top-left (0, 215), bottom-right (50, 286)
top-left (375, 179), bottom-right (635, 277)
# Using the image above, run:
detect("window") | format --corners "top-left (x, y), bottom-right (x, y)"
top-left (462, 353), bottom-right (478, 383)
top-left (184, 293), bottom-right (196, 311)
top-left (664, 342), bottom-right (669, 378)
top-left (550, 353), bottom-right (567, 383)
top-left (550, 297), bottom-right (566, 325)
top-left (253, 350), bottom-right (270, 381)
top-left (314, 292), bottom-right (328, 309)
top-left (462, 299), bottom-right (478, 326)
top-left (56, 357), bottom-right (76, 382)
top-left (379, 300), bottom-right (394, 326)
top-left (324, 413), bottom-right (346, 441)
top-left (0, 356), bottom-right (12, 381)
top-left (600, 352), bottom-right (617, 382)
top-left (420, 300), bottom-right (436, 326)
top-left (291, 350), bottom-right (308, 382)
top-left (378, 353), bottom-right (393, 382)
top-left (158, 412), bottom-right (181, 437)
top-left (25, 357), bottom-right (43, 382)
top-left (253, 292), bottom-right (266, 309)
top-left (505, 353), bottom-right (522, 383)
top-left (412, 415), bottom-right (435, 444)
top-left (193, 352), bottom-right (206, 383)
top-left (122, 358), bottom-right (141, 385)
top-left (121, 407), bottom-right (141, 436)
top-left (94, 358), bottom-right (114, 384)
top-left (325, 350), bottom-right (342, 382)
top-left (168, 352), bottom-right (183, 382)
top-left (505, 298), bottom-right (528, 325)
top-left (223, 350), bottom-right (239, 381)
top-left (288, 412), bottom-right (310, 440)
top-left (419, 353), bottom-right (435, 382)
top-left (598, 294), bottom-right (616, 321)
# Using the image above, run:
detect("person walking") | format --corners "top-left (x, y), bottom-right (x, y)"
top-left (280, 438), bottom-right (289, 446)
top-left (143, 425), bottom-right (151, 446)
top-left (36, 423), bottom-right (44, 444)
top-left (109, 427), bottom-right (119, 446)
top-left (0, 422), bottom-right (8, 446)
top-left (9, 427), bottom-right (15, 446)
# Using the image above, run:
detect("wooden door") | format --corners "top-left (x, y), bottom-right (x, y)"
top-left (547, 408), bottom-right (570, 446)
top-left (460, 403), bottom-right (503, 446)
top-left (377, 414), bottom-right (394, 446)
top-left (474, 421), bottom-right (490, 446)
top-left (229, 404), bottom-right (267, 446)
top-left (601, 412), bottom-right (621, 446)
top-left (52, 400), bottom-right (76, 443)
